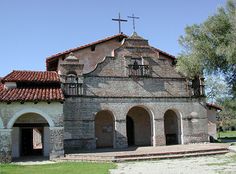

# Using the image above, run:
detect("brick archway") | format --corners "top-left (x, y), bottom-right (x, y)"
top-left (95, 110), bottom-right (114, 148)
top-left (7, 108), bottom-right (54, 129)
top-left (10, 112), bottom-right (52, 158)
top-left (164, 109), bottom-right (182, 145)
top-left (126, 106), bottom-right (152, 146)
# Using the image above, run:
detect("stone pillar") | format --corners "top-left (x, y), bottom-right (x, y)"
top-left (153, 118), bottom-right (166, 146)
top-left (49, 127), bottom-right (64, 160)
top-left (0, 129), bottom-right (12, 163)
top-left (182, 118), bottom-right (209, 144)
top-left (114, 119), bottom-right (128, 148)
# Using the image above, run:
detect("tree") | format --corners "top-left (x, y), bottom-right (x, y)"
top-left (217, 98), bottom-right (236, 130)
top-left (176, 0), bottom-right (236, 98)
top-left (205, 75), bottom-right (229, 103)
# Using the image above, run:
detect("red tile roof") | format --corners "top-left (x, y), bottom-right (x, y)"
top-left (0, 79), bottom-right (3, 92)
top-left (206, 103), bottom-right (222, 111)
top-left (0, 70), bottom-right (64, 102)
top-left (0, 87), bottom-right (64, 102)
top-left (2, 70), bottom-right (60, 83)
top-left (46, 33), bottom-right (128, 62)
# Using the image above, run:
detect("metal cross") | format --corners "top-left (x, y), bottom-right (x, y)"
top-left (128, 14), bottom-right (140, 32)
top-left (112, 13), bottom-right (127, 33)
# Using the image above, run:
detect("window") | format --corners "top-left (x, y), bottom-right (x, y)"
top-left (91, 45), bottom-right (96, 51)
top-left (63, 73), bottom-right (83, 96)
top-left (66, 74), bottom-right (77, 83)
top-left (128, 58), bottom-right (150, 77)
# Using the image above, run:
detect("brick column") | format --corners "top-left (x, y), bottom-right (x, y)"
top-left (0, 129), bottom-right (12, 162)
top-left (153, 118), bottom-right (166, 146)
top-left (49, 127), bottom-right (64, 160)
top-left (114, 119), bottom-right (128, 148)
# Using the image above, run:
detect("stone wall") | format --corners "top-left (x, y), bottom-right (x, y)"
top-left (82, 76), bottom-right (189, 97)
top-left (0, 129), bottom-right (11, 162)
top-left (63, 97), bottom-right (208, 151)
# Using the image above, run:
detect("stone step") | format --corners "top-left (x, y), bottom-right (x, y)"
top-left (59, 148), bottom-right (229, 162)
top-left (113, 148), bottom-right (228, 159)
top-left (113, 150), bottom-right (229, 162)
top-left (64, 147), bottom-right (228, 158)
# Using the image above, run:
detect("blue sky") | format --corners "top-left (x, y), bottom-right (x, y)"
top-left (0, 0), bottom-right (227, 77)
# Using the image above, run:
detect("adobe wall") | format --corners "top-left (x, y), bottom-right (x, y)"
top-left (58, 39), bottom-right (123, 74)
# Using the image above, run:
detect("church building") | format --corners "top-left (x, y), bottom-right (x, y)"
top-left (0, 32), bottom-right (210, 162)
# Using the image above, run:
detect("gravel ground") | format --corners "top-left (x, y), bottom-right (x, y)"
top-left (110, 153), bottom-right (236, 174)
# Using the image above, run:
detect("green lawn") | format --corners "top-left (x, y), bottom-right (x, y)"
top-left (218, 131), bottom-right (236, 139)
top-left (0, 162), bottom-right (116, 174)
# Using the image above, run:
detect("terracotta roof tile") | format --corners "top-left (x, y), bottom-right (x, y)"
top-left (0, 87), bottom-right (64, 102)
top-left (0, 80), bottom-right (3, 92)
top-left (206, 103), bottom-right (222, 111)
top-left (0, 71), bottom-right (64, 102)
top-left (2, 70), bottom-right (60, 83)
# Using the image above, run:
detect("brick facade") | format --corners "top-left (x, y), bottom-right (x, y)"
top-left (0, 32), bottom-right (209, 162)
top-left (60, 32), bottom-right (208, 151)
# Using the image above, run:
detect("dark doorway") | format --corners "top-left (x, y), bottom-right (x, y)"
top-left (126, 106), bottom-right (151, 146)
top-left (126, 116), bottom-right (134, 146)
top-left (21, 128), bottom-right (33, 156)
top-left (164, 110), bottom-right (180, 145)
top-left (21, 128), bottom-right (43, 156)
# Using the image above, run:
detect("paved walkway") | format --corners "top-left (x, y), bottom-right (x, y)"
top-left (11, 143), bottom-right (233, 166)
top-left (110, 152), bottom-right (236, 174)
top-left (66, 143), bottom-right (229, 158)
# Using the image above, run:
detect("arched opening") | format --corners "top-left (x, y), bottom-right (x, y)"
top-left (126, 106), bottom-right (152, 146)
top-left (11, 113), bottom-right (50, 158)
top-left (164, 110), bottom-right (181, 145)
top-left (95, 110), bottom-right (114, 148)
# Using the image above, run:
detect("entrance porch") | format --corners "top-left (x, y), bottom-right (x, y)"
top-left (60, 143), bottom-right (229, 162)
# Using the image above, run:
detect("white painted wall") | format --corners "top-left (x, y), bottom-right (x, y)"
top-left (0, 102), bottom-right (63, 158)
top-left (0, 102), bottom-right (63, 129)
top-left (12, 127), bottom-right (20, 158)
top-left (207, 109), bottom-right (217, 139)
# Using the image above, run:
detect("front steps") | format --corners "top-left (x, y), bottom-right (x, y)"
top-left (57, 144), bottom-right (230, 162)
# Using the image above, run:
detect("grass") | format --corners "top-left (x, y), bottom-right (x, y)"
top-left (218, 131), bottom-right (236, 139)
top-left (0, 162), bottom-right (116, 174)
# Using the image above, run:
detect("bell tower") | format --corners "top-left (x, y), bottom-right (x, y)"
top-left (58, 52), bottom-right (84, 96)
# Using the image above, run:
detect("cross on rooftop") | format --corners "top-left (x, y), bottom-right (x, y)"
top-left (112, 13), bottom-right (127, 33)
top-left (128, 14), bottom-right (140, 32)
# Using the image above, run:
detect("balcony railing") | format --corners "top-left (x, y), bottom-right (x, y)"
top-left (189, 77), bottom-right (205, 97)
top-left (128, 65), bottom-right (151, 77)
top-left (62, 83), bottom-right (83, 96)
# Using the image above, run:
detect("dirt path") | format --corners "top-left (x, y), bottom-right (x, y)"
top-left (110, 153), bottom-right (236, 174)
